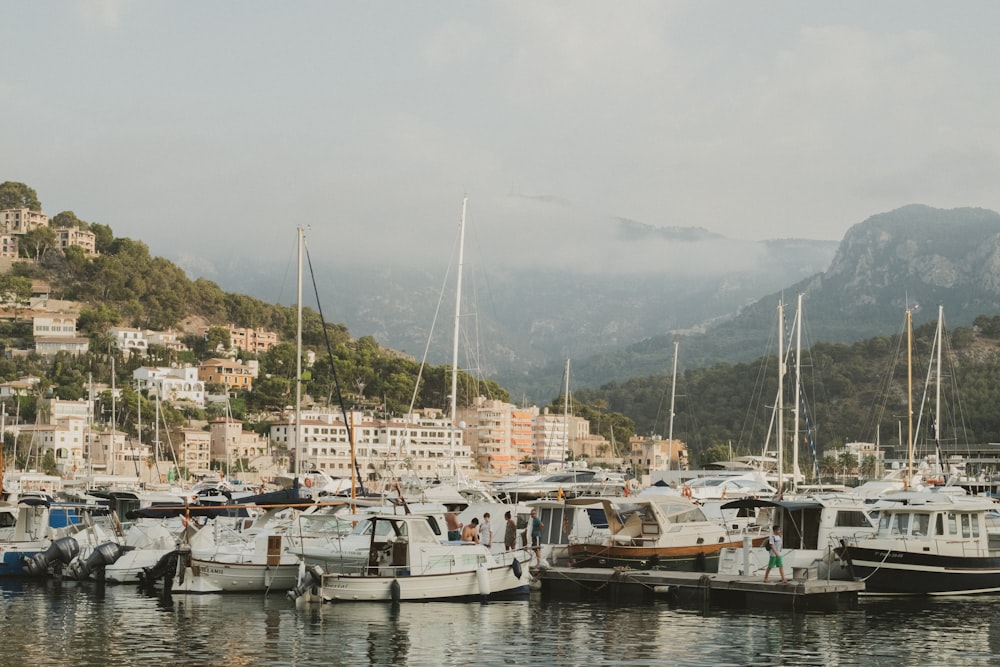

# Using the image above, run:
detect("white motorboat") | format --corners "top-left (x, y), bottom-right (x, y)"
top-left (318, 513), bottom-right (532, 602)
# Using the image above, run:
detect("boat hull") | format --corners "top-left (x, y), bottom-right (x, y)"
top-left (0, 547), bottom-right (46, 577)
top-left (842, 546), bottom-right (1000, 595)
top-left (567, 541), bottom-right (742, 573)
top-left (320, 562), bottom-right (530, 602)
top-left (185, 558), bottom-right (301, 592)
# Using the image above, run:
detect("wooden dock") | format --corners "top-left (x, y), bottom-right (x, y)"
top-left (536, 567), bottom-right (864, 612)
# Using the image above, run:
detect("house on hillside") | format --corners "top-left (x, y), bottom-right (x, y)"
top-left (197, 358), bottom-right (256, 392)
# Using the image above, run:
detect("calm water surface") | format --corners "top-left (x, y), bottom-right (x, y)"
top-left (3, 579), bottom-right (1000, 666)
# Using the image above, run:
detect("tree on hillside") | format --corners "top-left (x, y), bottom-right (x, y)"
top-left (0, 275), bottom-right (32, 311)
top-left (90, 223), bottom-right (114, 254)
top-left (51, 211), bottom-right (86, 229)
top-left (19, 226), bottom-right (58, 260)
top-left (0, 182), bottom-right (41, 211)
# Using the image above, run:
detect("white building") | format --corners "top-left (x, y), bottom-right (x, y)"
top-left (268, 408), bottom-right (476, 480)
top-left (133, 366), bottom-right (205, 406)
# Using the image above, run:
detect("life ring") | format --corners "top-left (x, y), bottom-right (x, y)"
top-left (681, 486), bottom-right (692, 499)
top-left (304, 477), bottom-right (313, 488)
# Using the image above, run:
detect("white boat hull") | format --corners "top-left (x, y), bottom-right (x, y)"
top-left (320, 560), bottom-right (530, 602)
top-left (187, 558), bottom-right (301, 592)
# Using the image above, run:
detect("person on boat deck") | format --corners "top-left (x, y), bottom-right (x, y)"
top-left (763, 525), bottom-right (787, 584)
top-left (462, 517), bottom-right (480, 543)
top-left (480, 513), bottom-right (493, 549)
top-left (445, 511), bottom-right (462, 541)
top-left (530, 509), bottom-right (543, 567)
top-left (504, 511), bottom-right (517, 551)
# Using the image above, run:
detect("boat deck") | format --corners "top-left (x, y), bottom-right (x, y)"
top-left (536, 566), bottom-right (864, 612)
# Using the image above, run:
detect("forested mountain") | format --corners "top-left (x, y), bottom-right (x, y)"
top-left (570, 314), bottom-right (1000, 469)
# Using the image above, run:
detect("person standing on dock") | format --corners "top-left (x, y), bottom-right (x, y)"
top-left (763, 525), bottom-right (787, 583)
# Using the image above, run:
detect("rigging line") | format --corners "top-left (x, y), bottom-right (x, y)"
top-left (303, 240), bottom-right (367, 497)
top-left (406, 232), bottom-right (459, 416)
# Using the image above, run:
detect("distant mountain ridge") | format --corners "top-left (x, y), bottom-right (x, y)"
top-left (202, 218), bottom-right (838, 399)
top-left (545, 204), bottom-right (1000, 399)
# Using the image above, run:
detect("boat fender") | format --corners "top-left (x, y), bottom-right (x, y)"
top-left (477, 563), bottom-right (491, 598)
top-left (390, 578), bottom-right (401, 604)
top-left (511, 558), bottom-right (523, 580)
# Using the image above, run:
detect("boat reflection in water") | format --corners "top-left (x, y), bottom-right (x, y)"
top-left (9, 578), bottom-right (1000, 666)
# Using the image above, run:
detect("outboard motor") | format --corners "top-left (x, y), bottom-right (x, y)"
top-left (139, 548), bottom-right (181, 594)
top-left (66, 542), bottom-right (126, 581)
top-left (22, 537), bottom-right (80, 576)
top-left (287, 564), bottom-right (325, 601)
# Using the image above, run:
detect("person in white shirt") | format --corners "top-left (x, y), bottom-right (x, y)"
top-left (479, 513), bottom-right (493, 550)
top-left (763, 525), bottom-right (787, 583)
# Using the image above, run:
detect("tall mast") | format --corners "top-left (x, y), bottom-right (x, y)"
top-left (295, 226), bottom-right (303, 479)
top-left (563, 358), bottom-right (570, 468)
top-left (110, 354), bottom-right (116, 476)
top-left (906, 308), bottom-right (914, 490)
top-left (667, 340), bottom-right (678, 471)
top-left (776, 299), bottom-right (784, 495)
top-left (449, 197), bottom-right (467, 478)
top-left (935, 305), bottom-right (943, 467)
top-left (793, 292), bottom-right (802, 493)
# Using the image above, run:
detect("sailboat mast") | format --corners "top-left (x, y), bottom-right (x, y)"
top-left (110, 354), bottom-right (116, 476)
top-left (563, 358), bottom-right (570, 468)
top-left (776, 299), bottom-right (784, 495)
top-left (935, 305), bottom-right (943, 465)
top-left (295, 226), bottom-right (303, 479)
top-left (667, 340), bottom-right (678, 471)
top-left (906, 308), bottom-right (914, 490)
top-left (449, 198), bottom-right (467, 478)
top-left (793, 293), bottom-right (802, 492)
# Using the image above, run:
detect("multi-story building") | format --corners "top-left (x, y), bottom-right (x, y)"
top-left (532, 408), bottom-right (591, 467)
top-left (197, 358), bottom-right (256, 392)
top-left (133, 366), bottom-right (205, 406)
top-left (0, 234), bottom-right (18, 258)
top-left (268, 408), bottom-right (476, 480)
top-left (209, 418), bottom-right (269, 468)
top-left (179, 428), bottom-right (212, 476)
top-left (110, 327), bottom-right (148, 356)
top-left (0, 208), bottom-right (48, 234)
top-left (33, 315), bottom-right (78, 338)
top-left (34, 336), bottom-right (89, 356)
top-left (455, 396), bottom-right (540, 476)
top-left (627, 435), bottom-right (688, 480)
top-left (32, 314), bottom-right (88, 355)
top-left (16, 415), bottom-right (87, 476)
top-left (56, 227), bottom-right (97, 255)
top-left (146, 330), bottom-right (187, 354)
top-left (225, 325), bottom-right (279, 354)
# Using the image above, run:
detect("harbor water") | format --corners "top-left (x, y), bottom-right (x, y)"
top-left (5, 579), bottom-right (1000, 666)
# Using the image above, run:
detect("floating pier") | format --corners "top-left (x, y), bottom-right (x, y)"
top-left (537, 567), bottom-right (864, 612)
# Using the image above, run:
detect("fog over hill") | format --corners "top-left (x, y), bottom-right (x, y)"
top-left (190, 211), bottom-right (838, 403)
top-left (544, 204), bottom-right (1000, 402)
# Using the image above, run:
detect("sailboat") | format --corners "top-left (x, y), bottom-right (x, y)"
top-left (836, 308), bottom-right (1000, 595)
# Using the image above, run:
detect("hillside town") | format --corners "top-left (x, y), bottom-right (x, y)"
top-left (0, 204), bottom-right (687, 491)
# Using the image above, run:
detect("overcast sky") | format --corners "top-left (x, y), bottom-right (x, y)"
top-left (4, 1), bottom-right (1000, 284)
